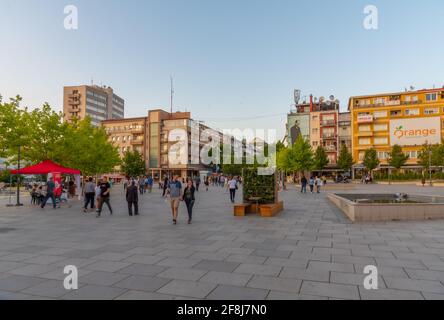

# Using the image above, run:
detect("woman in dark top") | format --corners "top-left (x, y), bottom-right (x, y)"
top-left (182, 180), bottom-right (196, 224)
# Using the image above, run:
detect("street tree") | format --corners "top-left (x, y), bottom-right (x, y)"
top-left (313, 145), bottom-right (329, 174)
top-left (388, 144), bottom-right (409, 171)
top-left (337, 144), bottom-right (354, 172)
top-left (121, 150), bottom-right (146, 178)
top-left (363, 148), bottom-right (380, 177)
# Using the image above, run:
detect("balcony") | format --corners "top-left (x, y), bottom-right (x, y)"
top-left (324, 146), bottom-right (337, 152)
top-left (130, 139), bottom-right (143, 145)
top-left (68, 93), bottom-right (80, 99)
top-left (130, 127), bottom-right (144, 134)
top-left (357, 131), bottom-right (374, 137)
top-left (322, 134), bottom-right (337, 140)
top-left (320, 120), bottom-right (336, 127)
top-left (69, 99), bottom-right (80, 105)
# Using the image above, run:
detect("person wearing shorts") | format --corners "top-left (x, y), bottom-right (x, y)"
top-left (167, 175), bottom-right (182, 225)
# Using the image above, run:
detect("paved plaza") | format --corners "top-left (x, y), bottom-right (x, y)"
top-left (1, 183), bottom-right (444, 300)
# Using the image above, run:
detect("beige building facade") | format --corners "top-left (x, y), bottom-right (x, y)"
top-left (102, 109), bottom-right (220, 180)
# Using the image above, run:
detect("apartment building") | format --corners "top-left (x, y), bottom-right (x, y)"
top-left (287, 94), bottom-right (348, 167)
top-left (63, 85), bottom-right (124, 126)
top-left (102, 109), bottom-right (223, 180)
top-left (348, 88), bottom-right (444, 169)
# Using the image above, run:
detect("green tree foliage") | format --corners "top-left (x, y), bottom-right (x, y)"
top-left (277, 136), bottom-right (313, 174)
top-left (388, 144), bottom-right (409, 170)
top-left (418, 143), bottom-right (444, 169)
top-left (0, 96), bottom-right (121, 176)
top-left (313, 146), bottom-right (329, 172)
top-left (363, 148), bottom-right (380, 173)
top-left (121, 150), bottom-right (146, 177)
top-left (337, 144), bottom-right (354, 171)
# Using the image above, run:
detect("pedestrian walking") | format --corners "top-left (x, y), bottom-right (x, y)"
top-left (167, 175), bottom-right (182, 225)
top-left (97, 177), bottom-right (113, 217)
top-left (95, 181), bottom-right (101, 209)
top-left (83, 177), bottom-right (96, 213)
top-left (126, 180), bottom-right (139, 216)
top-left (194, 175), bottom-right (201, 192)
top-left (162, 176), bottom-right (169, 197)
top-left (40, 177), bottom-right (57, 209)
top-left (147, 176), bottom-right (154, 193)
top-left (204, 176), bottom-right (209, 192)
top-left (301, 176), bottom-right (308, 193)
top-left (182, 180), bottom-right (196, 224)
top-left (309, 176), bottom-right (315, 193)
top-left (315, 176), bottom-right (323, 193)
top-left (139, 177), bottom-right (145, 195)
top-left (227, 176), bottom-right (238, 203)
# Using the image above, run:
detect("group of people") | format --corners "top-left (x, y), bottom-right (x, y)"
top-left (300, 175), bottom-right (324, 194)
top-left (82, 177), bottom-right (113, 217)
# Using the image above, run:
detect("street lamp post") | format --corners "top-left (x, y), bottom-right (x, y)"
top-left (15, 145), bottom-right (23, 206)
top-left (429, 142), bottom-right (433, 187)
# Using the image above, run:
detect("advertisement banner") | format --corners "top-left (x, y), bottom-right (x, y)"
top-left (390, 117), bottom-right (441, 146)
top-left (51, 172), bottom-right (62, 197)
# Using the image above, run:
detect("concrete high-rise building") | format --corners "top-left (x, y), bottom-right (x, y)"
top-left (287, 93), bottom-right (347, 168)
top-left (63, 85), bottom-right (124, 126)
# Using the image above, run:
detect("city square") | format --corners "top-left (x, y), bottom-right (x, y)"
top-left (1, 183), bottom-right (444, 300)
top-left (2, 0), bottom-right (444, 310)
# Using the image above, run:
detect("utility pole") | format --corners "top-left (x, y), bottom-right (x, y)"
top-left (429, 142), bottom-right (433, 186)
top-left (170, 76), bottom-right (174, 115)
top-left (15, 145), bottom-right (23, 206)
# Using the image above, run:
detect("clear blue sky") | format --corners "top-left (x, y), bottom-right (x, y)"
top-left (1, 0), bottom-right (444, 139)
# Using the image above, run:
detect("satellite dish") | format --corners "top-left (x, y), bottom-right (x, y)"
top-left (294, 90), bottom-right (301, 104)
top-left (314, 97), bottom-right (318, 102)
top-left (319, 96), bottom-right (325, 103)
top-left (335, 99), bottom-right (340, 104)
top-left (329, 95), bottom-right (335, 101)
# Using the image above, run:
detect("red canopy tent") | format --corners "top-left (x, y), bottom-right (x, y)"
top-left (10, 160), bottom-right (82, 200)
top-left (10, 160), bottom-right (81, 175)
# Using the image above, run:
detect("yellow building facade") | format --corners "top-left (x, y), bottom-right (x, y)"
top-left (349, 88), bottom-right (444, 167)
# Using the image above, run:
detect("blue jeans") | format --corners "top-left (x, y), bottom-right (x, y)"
top-left (41, 193), bottom-right (56, 208)
top-left (301, 184), bottom-right (307, 193)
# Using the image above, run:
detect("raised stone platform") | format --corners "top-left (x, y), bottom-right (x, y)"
top-left (328, 193), bottom-right (444, 222)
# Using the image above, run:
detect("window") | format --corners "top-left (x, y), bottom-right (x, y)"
top-left (374, 137), bottom-right (388, 145)
top-left (390, 110), bottom-right (402, 117)
top-left (374, 97), bottom-right (386, 105)
top-left (378, 151), bottom-right (389, 159)
top-left (359, 138), bottom-right (371, 145)
top-left (405, 109), bottom-right (419, 116)
top-left (374, 123), bottom-right (388, 131)
top-left (426, 93), bottom-right (437, 101)
top-left (359, 125), bottom-right (371, 132)
top-left (373, 111), bottom-right (387, 118)
top-left (312, 115), bottom-right (318, 121)
top-left (359, 152), bottom-right (365, 161)
top-left (358, 112), bottom-right (371, 117)
top-left (424, 108), bottom-right (439, 115)
top-left (405, 151), bottom-right (417, 158)
top-left (404, 96), bottom-right (411, 102)
top-left (412, 96), bottom-right (418, 102)
top-left (312, 128), bottom-right (318, 134)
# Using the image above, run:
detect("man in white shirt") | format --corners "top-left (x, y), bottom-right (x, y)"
top-left (227, 176), bottom-right (238, 203)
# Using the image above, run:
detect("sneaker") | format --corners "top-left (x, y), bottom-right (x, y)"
top-left (96, 214), bottom-right (100, 218)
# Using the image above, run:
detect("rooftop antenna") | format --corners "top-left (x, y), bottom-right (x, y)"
top-left (91, 77), bottom-right (94, 86)
top-left (294, 89), bottom-right (301, 105)
top-left (170, 75), bottom-right (174, 115)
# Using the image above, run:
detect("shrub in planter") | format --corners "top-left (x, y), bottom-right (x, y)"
top-left (242, 168), bottom-right (277, 204)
